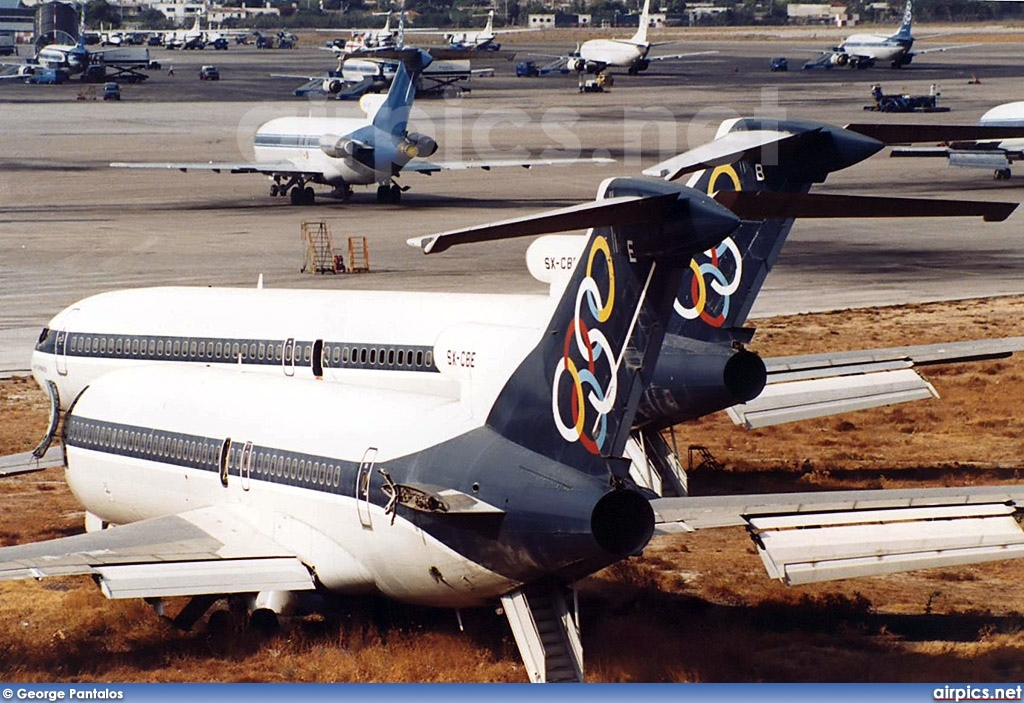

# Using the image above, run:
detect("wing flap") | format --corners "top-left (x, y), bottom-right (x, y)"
top-left (95, 558), bottom-right (314, 599)
top-left (751, 503), bottom-right (1024, 584)
top-left (0, 506), bottom-right (315, 598)
top-left (726, 367), bottom-right (937, 429)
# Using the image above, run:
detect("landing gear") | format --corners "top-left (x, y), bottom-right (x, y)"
top-left (331, 184), bottom-right (353, 203)
top-left (289, 185), bottom-right (315, 205)
top-left (376, 182), bottom-right (402, 204)
top-left (995, 168), bottom-right (1012, 180)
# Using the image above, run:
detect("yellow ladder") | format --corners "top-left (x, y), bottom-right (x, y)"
top-left (347, 236), bottom-right (370, 273)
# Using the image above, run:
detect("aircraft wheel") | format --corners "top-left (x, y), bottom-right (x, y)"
top-left (995, 168), bottom-right (1012, 180)
top-left (340, 186), bottom-right (352, 203)
top-left (390, 184), bottom-right (402, 204)
top-left (302, 186), bottom-right (315, 205)
top-left (376, 184), bottom-right (389, 203)
top-left (627, 65), bottom-right (638, 75)
top-left (269, 184), bottom-right (279, 197)
top-left (289, 186), bottom-right (302, 205)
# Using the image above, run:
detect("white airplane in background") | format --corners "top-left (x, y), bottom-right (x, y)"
top-left (8, 119), bottom-right (1024, 682)
top-left (405, 10), bottom-right (535, 52)
top-left (888, 100), bottom-right (1024, 179)
top-left (803, 0), bottom-right (974, 69)
top-left (565, 0), bottom-right (715, 75)
top-left (163, 15), bottom-right (204, 50)
top-left (112, 50), bottom-right (610, 205)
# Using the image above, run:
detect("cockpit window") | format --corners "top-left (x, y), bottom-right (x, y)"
top-left (37, 327), bottom-right (50, 345)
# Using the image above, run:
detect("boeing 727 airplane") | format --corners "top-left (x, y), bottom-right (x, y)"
top-left (8, 120), bottom-right (1024, 682)
top-left (111, 50), bottom-right (610, 204)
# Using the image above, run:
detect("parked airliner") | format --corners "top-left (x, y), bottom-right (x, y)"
top-left (112, 50), bottom-right (610, 205)
top-left (565, 0), bottom-right (715, 75)
top-left (9, 119), bottom-right (1024, 682)
top-left (803, 0), bottom-right (973, 69)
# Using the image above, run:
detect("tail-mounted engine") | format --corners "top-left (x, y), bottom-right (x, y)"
top-left (319, 134), bottom-right (373, 165)
top-left (402, 132), bottom-right (438, 159)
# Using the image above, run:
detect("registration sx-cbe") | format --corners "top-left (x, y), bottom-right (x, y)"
top-left (16, 690), bottom-right (123, 701)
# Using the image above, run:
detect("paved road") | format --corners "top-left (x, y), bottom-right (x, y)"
top-left (3, 34), bottom-right (1024, 371)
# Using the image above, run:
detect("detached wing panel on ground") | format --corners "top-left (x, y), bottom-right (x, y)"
top-left (405, 155), bottom-right (613, 174)
top-left (0, 445), bottom-right (63, 477)
top-left (0, 505), bottom-right (314, 598)
top-left (727, 338), bottom-right (1024, 428)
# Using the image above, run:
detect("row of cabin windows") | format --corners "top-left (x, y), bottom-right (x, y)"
top-left (67, 335), bottom-right (434, 369)
top-left (69, 420), bottom-right (219, 467)
top-left (68, 419), bottom-right (345, 491)
top-left (230, 444), bottom-right (343, 488)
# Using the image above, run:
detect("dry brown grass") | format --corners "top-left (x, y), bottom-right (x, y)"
top-left (2, 296), bottom-right (1024, 682)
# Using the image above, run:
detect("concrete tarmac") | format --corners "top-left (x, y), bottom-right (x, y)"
top-left (3, 33), bottom-right (1024, 372)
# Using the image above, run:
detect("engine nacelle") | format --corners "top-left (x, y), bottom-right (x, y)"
top-left (318, 133), bottom-right (363, 160)
top-left (525, 234), bottom-right (586, 290)
top-left (636, 336), bottom-right (767, 430)
top-left (403, 132), bottom-right (438, 159)
top-left (832, 53), bottom-right (849, 66)
top-left (635, 58), bottom-right (650, 72)
top-left (322, 78), bottom-right (344, 94)
top-left (567, 56), bottom-right (587, 73)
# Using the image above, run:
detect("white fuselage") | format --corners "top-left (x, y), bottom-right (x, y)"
top-left (839, 34), bottom-right (908, 62)
top-left (64, 364), bottom-right (523, 606)
top-left (253, 116), bottom-right (399, 187)
top-left (578, 39), bottom-right (647, 68)
top-left (32, 286), bottom-right (560, 412)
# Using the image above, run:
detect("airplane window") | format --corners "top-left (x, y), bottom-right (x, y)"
top-left (215, 342), bottom-right (222, 359)
top-left (84, 337), bottom-right (91, 353)
top-left (387, 349), bottom-right (395, 366)
top-left (128, 431), bottom-right (135, 451)
top-left (425, 351), bottom-right (433, 367)
top-left (189, 341), bottom-right (198, 358)
top-left (397, 350), bottom-right (405, 366)
top-left (232, 342), bottom-right (240, 360)
top-left (258, 343), bottom-right (265, 360)
top-left (131, 339), bottom-right (139, 355)
top-left (288, 458), bottom-right (297, 480)
top-left (116, 338), bottom-right (124, 355)
top-left (416, 351), bottom-right (423, 367)
top-left (312, 461), bottom-right (320, 484)
top-left (173, 340), bottom-right (181, 357)
top-left (147, 340), bottom-right (155, 355)
top-left (155, 339), bottom-right (163, 356)
top-left (332, 346), bottom-right (341, 365)
top-left (342, 347), bottom-right (350, 364)
top-left (275, 344), bottom-right (282, 361)
top-left (198, 341), bottom-right (206, 357)
top-left (107, 338), bottom-right (115, 354)
top-left (298, 459), bottom-right (307, 483)
top-left (333, 465), bottom-right (341, 487)
top-left (114, 429), bottom-right (122, 450)
top-left (303, 345), bottom-right (311, 363)
top-left (189, 441), bottom-right (196, 462)
top-left (98, 338), bottom-right (106, 354)
top-left (317, 462), bottom-right (326, 485)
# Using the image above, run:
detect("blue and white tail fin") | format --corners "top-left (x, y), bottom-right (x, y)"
top-left (484, 179), bottom-right (739, 474)
top-left (371, 48), bottom-right (431, 137)
top-left (893, 0), bottom-right (913, 41)
top-left (646, 118), bottom-right (883, 343)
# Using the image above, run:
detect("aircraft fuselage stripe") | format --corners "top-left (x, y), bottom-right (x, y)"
top-left (36, 329), bottom-right (439, 374)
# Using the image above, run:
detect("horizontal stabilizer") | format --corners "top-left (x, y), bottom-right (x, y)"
top-left (0, 445), bottom-right (63, 477)
top-left (407, 193), bottom-right (678, 253)
top-left (642, 129), bottom-right (814, 181)
top-left (714, 191), bottom-right (1017, 222)
top-left (726, 367), bottom-right (937, 429)
top-left (846, 123), bottom-right (1024, 144)
top-left (751, 503), bottom-right (1024, 585)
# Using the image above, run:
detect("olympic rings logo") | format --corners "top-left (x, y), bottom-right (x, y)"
top-left (674, 163), bottom-right (744, 328)
top-left (551, 236), bottom-right (617, 455)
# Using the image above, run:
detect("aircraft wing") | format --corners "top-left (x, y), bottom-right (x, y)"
top-left (650, 486), bottom-right (1024, 584)
top-left (0, 505), bottom-right (314, 599)
top-left (405, 155), bottom-right (614, 174)
top-left (727, 337), bottom-right (1024, 429)
top-left (913, 43), bottom-right (979, 55)
top-left (648, 50), bottom-right (718, 62)
top-left (0, 445), bottom-right (63, 477)
top-left (110, 160), bottom-right (313, 177)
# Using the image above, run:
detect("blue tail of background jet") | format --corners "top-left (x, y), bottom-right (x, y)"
top-left (371, 48), bottom-right (431, 137)
top-left (893, 0), bottom-right (913, 42)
